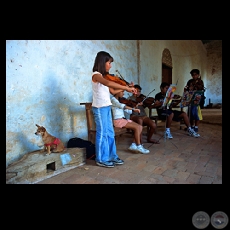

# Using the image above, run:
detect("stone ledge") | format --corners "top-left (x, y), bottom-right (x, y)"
top-left (6, 147), bottom-right (86, 184)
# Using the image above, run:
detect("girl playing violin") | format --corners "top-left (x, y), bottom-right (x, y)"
top-left (91, 51), bottom-right (137, 168)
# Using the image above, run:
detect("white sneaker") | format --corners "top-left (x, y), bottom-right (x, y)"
top-left (188, 128), bottom-right (200, 138)
top-left (164, 131), bottom-right (173, 139)
top-left (194, 132), bottom-right (200, 137)
top-left (136, 145), bottom-right (150, 154)
top-left (192, 127), bottom-right (200, 137)
top-left (128, 143), bottom-right (138, 151)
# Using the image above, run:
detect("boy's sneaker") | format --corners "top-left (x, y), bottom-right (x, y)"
top-left (195, 132), bottom-right (200, 137)
top-left (96, 161), bottom-right (115, 168)
top-left (188, 128), bottom-right (200, 137)
top-left (192, 127), bottom-right (200, 136)
top-left (164, 131), bottom-right (173, 139)
top-left (112, 158), bottom-right (124, 165)
top-left (193, 127), bottom-right (199, 132)
top-left (136, 145), bottom-right (150, 154)
top-left (128, 143), bottom-right (138, 151)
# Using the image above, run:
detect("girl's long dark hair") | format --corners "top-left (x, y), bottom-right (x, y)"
top-left (92, 51), bottom-right (114, 76)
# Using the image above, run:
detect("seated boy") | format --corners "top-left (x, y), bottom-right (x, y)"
top-left (127, 84), bottom-right (159, 144)
top-left (153, 82), bottom-right (200, 138)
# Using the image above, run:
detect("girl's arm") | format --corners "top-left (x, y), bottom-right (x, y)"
top-left (109, 88), bottom-right (123, 95)
top-left (93, 73), bottom-right (137, 94)
top-left (124, 105), bottom-right (140, 112)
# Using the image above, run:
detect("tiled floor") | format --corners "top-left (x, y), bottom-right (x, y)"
top-left (36, 109), bottom-right (222, 184)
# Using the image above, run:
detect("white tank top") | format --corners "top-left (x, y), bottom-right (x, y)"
top-left (92, 71), bottom-right (112, 108)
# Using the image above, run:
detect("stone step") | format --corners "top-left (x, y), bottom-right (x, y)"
top-left (201, 108), bottom-right (222, 115)
top-left (6, 147), bottom-right (86, 184)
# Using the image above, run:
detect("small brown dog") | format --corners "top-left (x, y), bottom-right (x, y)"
top-left (35, 124), bottom-right (65, 155)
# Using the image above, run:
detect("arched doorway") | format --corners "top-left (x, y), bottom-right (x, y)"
top-left (162, 48), bottom-right (172, 84)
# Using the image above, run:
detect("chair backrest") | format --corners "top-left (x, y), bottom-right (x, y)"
top-left (80, 102), bottom-right (127, 143)
top-left (80, 103), bottom-right (96, 131)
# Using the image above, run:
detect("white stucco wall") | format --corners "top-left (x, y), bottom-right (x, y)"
top-left (139, 40), bottom-right (208, 97)
top-left (204, 40), bottom-right (222, 105)
top-left (6, 40), bottom-right (220, 167)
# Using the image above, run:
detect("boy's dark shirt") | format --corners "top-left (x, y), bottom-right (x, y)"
top-left (128, 95), bottom-right (147, 116)
top-left (154, 92), bottom-right (183, 122)
top-left (154, 92), bottom-right (168, 116)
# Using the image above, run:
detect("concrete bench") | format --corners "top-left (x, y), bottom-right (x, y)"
top-left (6, 148), bottom-right (86, 184)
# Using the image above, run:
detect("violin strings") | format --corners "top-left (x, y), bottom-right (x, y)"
top-left (115, 70), bottom-right (124, 80)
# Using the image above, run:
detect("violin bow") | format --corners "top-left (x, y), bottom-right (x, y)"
top-left (115, 70), bottom-right (124, 80)
top-left (115, 70), bottom-right (131, 86)
top-left (141, 89), bottom-right (155, 103)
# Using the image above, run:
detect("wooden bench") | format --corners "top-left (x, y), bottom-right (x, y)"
top-left (80, 103), bottom-right (127, 144)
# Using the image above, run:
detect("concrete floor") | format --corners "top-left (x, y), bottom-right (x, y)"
top-left (36, 109), bottom-right (222, 184)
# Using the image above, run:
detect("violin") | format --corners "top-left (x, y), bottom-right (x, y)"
top-left (186, 78), bottom-right (205, 91)
top-left (135, 94), bottom-right (155, 108)
top-left (104, 73), bottom-right (128, 86)
top-left (172, 94), bottom-right (182, 100)
top-left (104, 69), bottom-right (132, 86)
top-left (115, 70), bottom-right (133, 86)
top-left (119, 95), bottom-right (155, 108)
top-left (118, 97), bottom-right (139, 107)
top-left (170, 94), bottom-right (182, 108)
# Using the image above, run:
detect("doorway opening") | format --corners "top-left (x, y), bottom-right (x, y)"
top-left (162, 48), bottom-right (172, 84)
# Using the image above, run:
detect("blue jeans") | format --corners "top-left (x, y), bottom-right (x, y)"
top-left (189, 106), bottom-right (200, 120)
top-left (92, 106), bottom-right (119, 163)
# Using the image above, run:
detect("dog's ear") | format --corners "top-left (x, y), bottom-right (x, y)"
top-left (41, 127), bottom-right (46, 132)
top-left (36, 124), bottom-right (40, 127)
